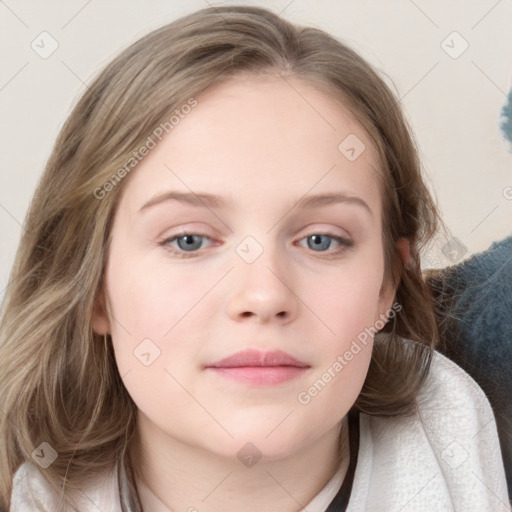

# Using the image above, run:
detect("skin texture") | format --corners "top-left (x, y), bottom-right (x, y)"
top-left (93, 74), bottom-right (400, 511)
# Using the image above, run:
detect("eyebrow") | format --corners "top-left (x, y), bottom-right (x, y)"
top-left (139, 191), bottom-right (373, 216)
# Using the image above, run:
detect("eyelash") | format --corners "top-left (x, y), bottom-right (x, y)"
top-left (158, 231), bottom-right (354, 259)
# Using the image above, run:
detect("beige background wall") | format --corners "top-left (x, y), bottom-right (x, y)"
top-left (1, 0), bottom-right (511, 300)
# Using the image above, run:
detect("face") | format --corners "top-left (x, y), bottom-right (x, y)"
top-left (93, 74), bottom-right (397, 462)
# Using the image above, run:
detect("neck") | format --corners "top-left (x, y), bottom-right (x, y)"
top-left (132, 415), bottom-right (349, 512)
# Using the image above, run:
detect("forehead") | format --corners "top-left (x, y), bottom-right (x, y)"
top-left (119, 74), bottom-right (383, 217)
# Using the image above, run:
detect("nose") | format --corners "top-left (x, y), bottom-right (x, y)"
top-left (226, 243), bottom-right (299, 325)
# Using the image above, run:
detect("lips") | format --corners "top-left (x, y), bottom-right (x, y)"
top-left (206, 349), bottom-right (309, 368)
top-left (205, 349), bottom-right (310, 385)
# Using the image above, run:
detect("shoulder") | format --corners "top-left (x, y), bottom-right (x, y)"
top-left (413, 348), bottom-right (510, 509)
top-left (348, 341), bottom-right (511, 512)
top-left (10, 462), bottom-right (51, 511)
top-left (414, 344), bottom-right (505, 471)
top-left (420, 343), bottom-right (493, 410)
top-left (10, 461), bottom-right (121, 512)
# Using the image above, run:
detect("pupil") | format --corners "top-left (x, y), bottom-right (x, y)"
top-left (178, 235), bottom-right (201, 251)
top-left (309, 235), bottom-right (330, 252)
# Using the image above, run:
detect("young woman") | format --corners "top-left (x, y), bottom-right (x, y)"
top-left (0, 5), bottom-right (509, 511)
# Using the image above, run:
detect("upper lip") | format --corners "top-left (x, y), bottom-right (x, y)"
top-left (206, 349), bottom-right (310, 368)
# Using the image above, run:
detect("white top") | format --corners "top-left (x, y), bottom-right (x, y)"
top-left (9, 348), bottom-right (511, 512)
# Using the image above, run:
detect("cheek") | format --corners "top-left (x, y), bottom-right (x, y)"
top-left (103, 249), bottom-right (216, 397)
top-left (104, 257), bottom-right (204, 421)
top-left (303, 253), bottom-right (386, 398)
top-left (313, 258), bottom-right (386, 329)
top-left (297, 272), bottom-right (381, 417)
top-left (105, 250), bottom-right (210, 340)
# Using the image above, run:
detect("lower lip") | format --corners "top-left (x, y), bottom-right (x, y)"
top-left (206, 366), bottom-right (308, 385)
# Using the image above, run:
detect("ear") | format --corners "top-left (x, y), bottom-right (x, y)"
top-left (378, 277), bottom-right (397, 320)
top-left (377, 237), bottom-right (410, 318)
top-left (92, 288), bottom-right (111, 335)
top-left (396, 238), bottom-right (410, 268)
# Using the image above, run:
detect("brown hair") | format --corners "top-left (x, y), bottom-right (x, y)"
top-left (0, 5), bottom-right (441, 510)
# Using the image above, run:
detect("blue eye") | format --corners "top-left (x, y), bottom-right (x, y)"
top-left (162, 234), bottom-right (213, 254)
top-left (297, 233), bottom-right (353, 254)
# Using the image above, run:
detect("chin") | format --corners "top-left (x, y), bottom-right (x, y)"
top-left (213, 426), bottom-right (314, 463)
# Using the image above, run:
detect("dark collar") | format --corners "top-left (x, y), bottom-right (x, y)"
top-left (324, 408), bottom-right (360, 511)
